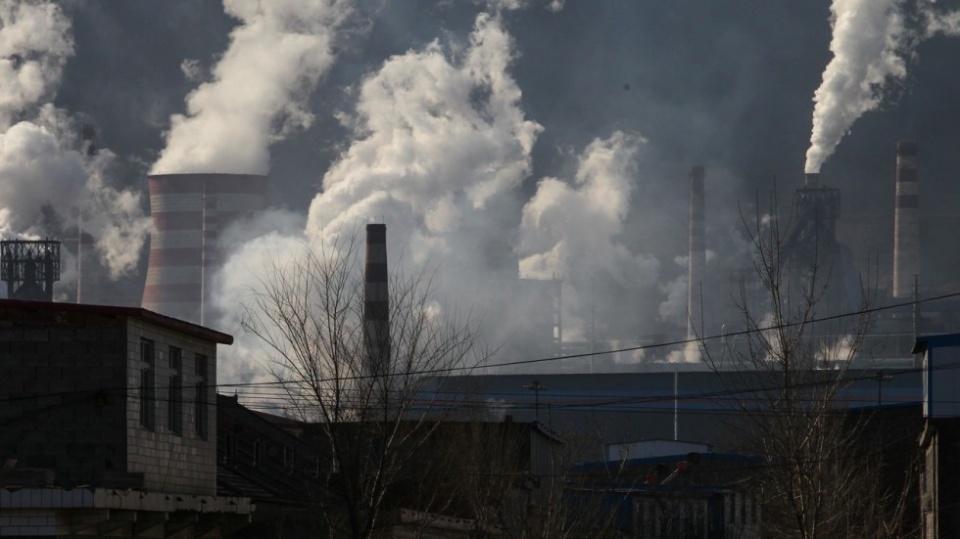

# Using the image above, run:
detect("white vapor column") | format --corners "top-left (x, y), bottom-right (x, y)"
top-left (805, 0), bottom-right (906, 173)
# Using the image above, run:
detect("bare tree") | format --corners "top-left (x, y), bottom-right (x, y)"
top-left (239, 233), bottom-right (484, 539)
top-left (701, 194), bottom-right (917, 539)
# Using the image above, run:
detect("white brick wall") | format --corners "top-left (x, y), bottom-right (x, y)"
top-left (125, 319), bottom-right (218, 495)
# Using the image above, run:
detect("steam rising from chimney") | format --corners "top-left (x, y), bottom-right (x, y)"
top-left (213, 10), bottom-right (541, 383)
top-left (305, 12), bottom-right (541, 258)
top-left (805, 0), bottom-right (907, 174)
top-left (518, 131), bottom-right (659, 345)
top-left (151, 0), bottom-right (352, 175)
top-left (0, 0), bottom-right (72, 131)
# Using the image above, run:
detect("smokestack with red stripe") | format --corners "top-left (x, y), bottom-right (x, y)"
top-left (687, 166), bottom-right (706, 340)
top-left (142, 173), bottom-right (266, 323)
top-left (364, 223), bottom-right (390, 378)
top-left (893, 142), bottom-right (919, 299)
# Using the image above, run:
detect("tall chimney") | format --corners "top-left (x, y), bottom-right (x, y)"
top-left (893, 141), bottom-right (919, 299)
top-left (364, 224), bottom-right (390, 378)
top-left (687, 166), bottom-right (706, 340)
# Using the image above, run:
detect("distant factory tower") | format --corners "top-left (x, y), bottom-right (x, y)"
top-left (687, 166), bottom-right (706, 340)
top-left (142, 173), bottom-right (266, 324)
top-left (892, 141), bottom-right (919, 299)
top-left (1, 240), bottom-right (60, 302)
top-left (364, 224), bottom-right (391, 380)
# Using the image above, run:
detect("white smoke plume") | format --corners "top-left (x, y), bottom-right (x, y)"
top-left (0, 0), bottom-right (72, 131)
top-left (0, 0), bottom-right (79, 240)
top-left (805, 0), bottom-right (908, 173)
top-left (83, 151), bottom-right (152, 279)
top-left (665, 341), bottom-right (701, 364)
top-left (306, 12), bottom-right (541, 262)
top-left (658, 255), bottom-right (689, 326)
top-left (0, 106), bottom-right (151, 279)
top-left (0, 2), bottom-right (148, 282)
top-left (518, 131), bottom-right (659, 342)
top-left (0, 119), bottom-right (87, 238)
top-left (924, 6), bottom-right (960, 36)
top-left (151, 0), bottom-right (352, 175)
top-left (214, 12), bottom-right (542, 384)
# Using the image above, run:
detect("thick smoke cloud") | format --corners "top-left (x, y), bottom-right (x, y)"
top-left (151, 0), bottom-right (352, 175)
top-left (0, 1), bottom-right (148, 281)
top-left (6, 1), bottom-right (960, 378)
top-left (306, 12), bottom-right (541, 264)
top-left (805, 0), bottom-right (960, 174)
top-left (519, 131), bottom-right (659, 344)
top-left (0, 0), bottom-right (72, 130)
top-left (805, 0), bottom-right (908, 173)
top-left (213, 11), bottom-right (544, 383)
top-left (0, 118), bottom-right (86, 238)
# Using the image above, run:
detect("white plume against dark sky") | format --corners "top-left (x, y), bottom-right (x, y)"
top-left (805, 0), bottom-right (960, 173)
top-left (0, 0), bottom-right (72, 130)
top-left (151, 0), bottom-right (352, 175)
top-left (805, 0), bottom-right (908, 174)
top-left (0, 0), bottom-right (148, 281)
top-left (4, 0), bottom-right (960, 377)
top-left (305, 12), bottom-right (540, 259)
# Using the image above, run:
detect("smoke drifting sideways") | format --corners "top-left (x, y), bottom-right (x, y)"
top-left (805, 0), bottom-right (960, 174)
top-left (518, 132), bottom-right (659, 348)
top-left (150, 0), bottom-right (352, 175)
top-left (805, 0), bottom-right (908, 174)
top-left (212, 11), bottom-right (541, 384)
top-left (0, 0), bottom-right (149, 290)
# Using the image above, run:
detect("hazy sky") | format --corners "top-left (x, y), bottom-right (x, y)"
top-left (5, 0), bottom-right (960, 379)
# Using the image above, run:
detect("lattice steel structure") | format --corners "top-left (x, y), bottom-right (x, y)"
top-left (1, 239), bottom-right (61, 301)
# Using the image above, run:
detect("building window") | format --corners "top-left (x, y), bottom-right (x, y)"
top-left (253, 439), bottom-right (263, 467)
top-left (168, 346), bottom-right (182, 435)
top-left (195, 354), bottom-right (208, 440)
top-left (139, 339), bottom-right (155, 430)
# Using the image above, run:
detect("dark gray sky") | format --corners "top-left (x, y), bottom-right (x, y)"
top-left (55, 1), bottom-right (960, 205)
top-left (49, 0), bottom-right (960, 328)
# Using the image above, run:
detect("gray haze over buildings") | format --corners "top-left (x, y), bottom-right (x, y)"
top-left (3, 0), bottom-right (960, 384)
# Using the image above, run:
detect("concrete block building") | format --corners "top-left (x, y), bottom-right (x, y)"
top-left (0, 299), bottom-right (251, 537)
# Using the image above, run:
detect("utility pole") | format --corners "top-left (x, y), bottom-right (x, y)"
top-left (524, 380), bottom-right (545, 422)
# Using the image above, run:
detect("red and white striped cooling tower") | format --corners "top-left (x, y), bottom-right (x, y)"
top-left (142, 173), bottom-right (267, 324)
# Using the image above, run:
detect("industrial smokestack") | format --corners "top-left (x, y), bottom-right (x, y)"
top-left (142, 173), bottom-right (266, 323)
top-left (893, 141), bottom-right (919, 299)
top-left (687, 166), bottom-right (705, 340)
top-left (804, 172), bottom-right (820, 189)
top-left (364, 223), bottom-right (390, 379)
